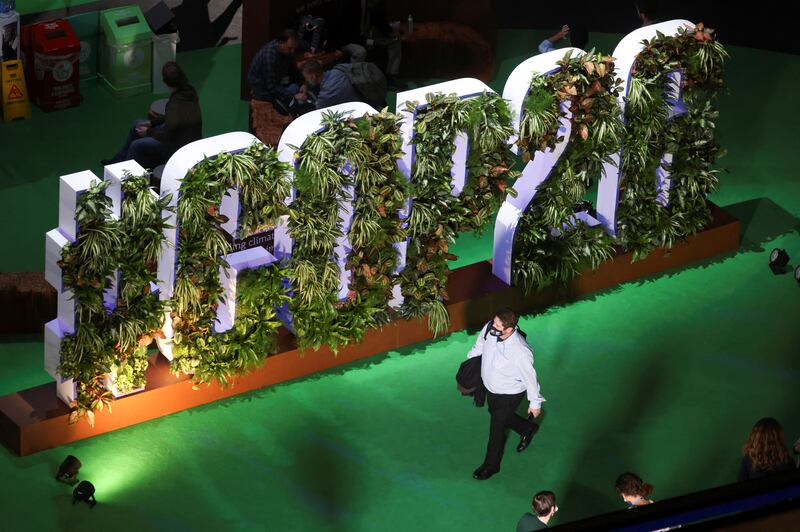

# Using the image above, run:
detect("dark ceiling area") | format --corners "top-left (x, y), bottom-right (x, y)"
top-left (496, 0), bottom-right (796, 55)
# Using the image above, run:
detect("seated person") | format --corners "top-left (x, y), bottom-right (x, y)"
top-left (538, 23), bottom-right (588, 54)
top-left (517, 491), bottom-right (558, 531)
top-left (102, 62), bottom-right (202, 170)
top-left (615, 472), bottom-right (654, 507)
top-left (738, 417), bottom-right (795, 481)
top-left (300, 60), bottom-right (386, 110)
top-left (248, 29), bottom-right (302, 108)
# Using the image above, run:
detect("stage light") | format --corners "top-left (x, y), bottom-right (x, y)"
top-left (795, 265), bottom-right (800, 284)
top-left (72, 480), bottom-right (96, 508)
top-left (56, 455), bottom-right (81, 485)
top-left (769, 248), bottom-right (790, 274)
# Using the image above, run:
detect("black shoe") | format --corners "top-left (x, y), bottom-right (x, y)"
top-left (516, 424), bottom-right (539, 453)
top-left (472, 465), bottom-right (499, 480)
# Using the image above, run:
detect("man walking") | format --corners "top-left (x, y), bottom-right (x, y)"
top-left (467, 307), bottom-right (544, 480)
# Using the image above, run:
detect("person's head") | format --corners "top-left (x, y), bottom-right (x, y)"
top-left (490, 307), bottom-right (518, 339)
top-left (634, 0), bottom-right (659, 26)
top-left (161, 61), bottom-right (186, 91)
top-left (615, 472), bottom-right (653, 504)
top-left (301, 60), bottom-right (324, 88)
top-left (276, 29), bottom-right (299, 56)
top-left (532, 491), bottom-right (558, 521)
top-left (743, 417), bottom-right (789, 472)
top-left (568, 22), bottom-right (589, 50)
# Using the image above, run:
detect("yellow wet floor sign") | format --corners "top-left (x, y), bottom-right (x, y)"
top-left (2, 60), bottom-right (31, 122)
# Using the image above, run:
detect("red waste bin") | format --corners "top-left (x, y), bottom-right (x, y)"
top-left (31, 19), bottom-right (80, 111)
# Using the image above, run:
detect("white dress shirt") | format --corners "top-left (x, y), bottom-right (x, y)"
top-left (467, 323), bottom-right (545, 410)
top-left (538, 39), bottom-right (556, 54)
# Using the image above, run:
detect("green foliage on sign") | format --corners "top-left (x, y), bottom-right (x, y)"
top-left (513, 51), bottom-right (621, 293)
top-left (288, 109), bottom-right (406, 351)
top-left (59, 176), bottom-right (171, 424)
top-left (58, 180), bottom-right (120, 425)
top-left (170, 265), bottom-right (290, 385)
top-left (171, 143), bottom-right (291, 385)
top-left (109, 175), bottom-right (173, 393)
top-left (109, 346), bottom-right (149, 395)
top-left (618, 23), bottom-right (728, 260)
top-left (462, 93), bottom-right (519, 232)
top-left (401, 92), bottom-right (518, 335)
top-left (400, 93), bottom-right (465, 336)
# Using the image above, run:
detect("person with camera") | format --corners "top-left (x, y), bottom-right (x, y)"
top-left (466, 307), bottom-right (544, 480)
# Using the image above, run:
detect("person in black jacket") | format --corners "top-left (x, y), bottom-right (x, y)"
top-left (103, 62), bottom-right (203, 169)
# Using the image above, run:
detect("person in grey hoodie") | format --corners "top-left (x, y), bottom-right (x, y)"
top-left (299, 60), bottom-right (365, 110)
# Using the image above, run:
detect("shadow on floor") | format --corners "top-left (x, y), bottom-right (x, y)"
top-left (725, 197), bottom-right (800, 252)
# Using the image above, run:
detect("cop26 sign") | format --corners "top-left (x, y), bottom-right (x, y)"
top-left (44, 21), bottom-right (726, 422)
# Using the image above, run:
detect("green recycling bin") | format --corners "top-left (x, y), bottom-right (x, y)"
top-left (98, 5), bottom-right (152, 96)
top-left (66, 10), bottom-right (99, 87)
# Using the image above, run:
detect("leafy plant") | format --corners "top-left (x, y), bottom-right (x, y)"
top-left (513, 51), bottom-right (621, 292)
top-left (171, 142), bottom-right (292, 384)
top-left (462, 92), bottom-right (520, 232)
top-left (109, 346), bottom-right (149, 394)
top-left (170, 264), bottom-right (290, 385)
top-left (288, 109), bottom-right (406, 351)
top-left (58, 180), bottom-right (120, 424)
top-left (400, 92), bottom-right (518, 335)
top-left (617, 23), bottom-right (728, 260)
top-left (58, 175), bottom-right (173, 425)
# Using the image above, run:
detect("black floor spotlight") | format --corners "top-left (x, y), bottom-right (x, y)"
top-left (72, 480), bottom-right (97, 508)
top-left (55, 455), bottom-right (81, 485)
top-left (769, 248), bottom-right (790, 274)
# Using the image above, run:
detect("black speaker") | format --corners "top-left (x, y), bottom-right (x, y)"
top-left (145, 1), bottom-right (177, 35)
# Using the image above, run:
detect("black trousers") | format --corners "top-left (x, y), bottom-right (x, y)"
top-left (483, 390), bottom-right (537, 469)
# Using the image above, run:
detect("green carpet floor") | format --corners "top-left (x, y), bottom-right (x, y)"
top-left (0, 31), bottom-right (799, 531)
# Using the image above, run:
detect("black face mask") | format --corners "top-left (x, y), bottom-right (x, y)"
top-left (488, 327), bottom-right (503, 337)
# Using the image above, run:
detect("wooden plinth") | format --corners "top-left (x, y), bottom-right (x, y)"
top-left (0, 204), bottom-right (740, 456)
top-left (0, 272), bottom-right (56, 334)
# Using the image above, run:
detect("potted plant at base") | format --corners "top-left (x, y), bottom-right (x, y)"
top-left (104, 346), bottom-right (149, 397)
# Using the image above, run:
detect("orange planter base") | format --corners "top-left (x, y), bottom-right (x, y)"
top-left (0, 204), bottom-right (740, 456)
